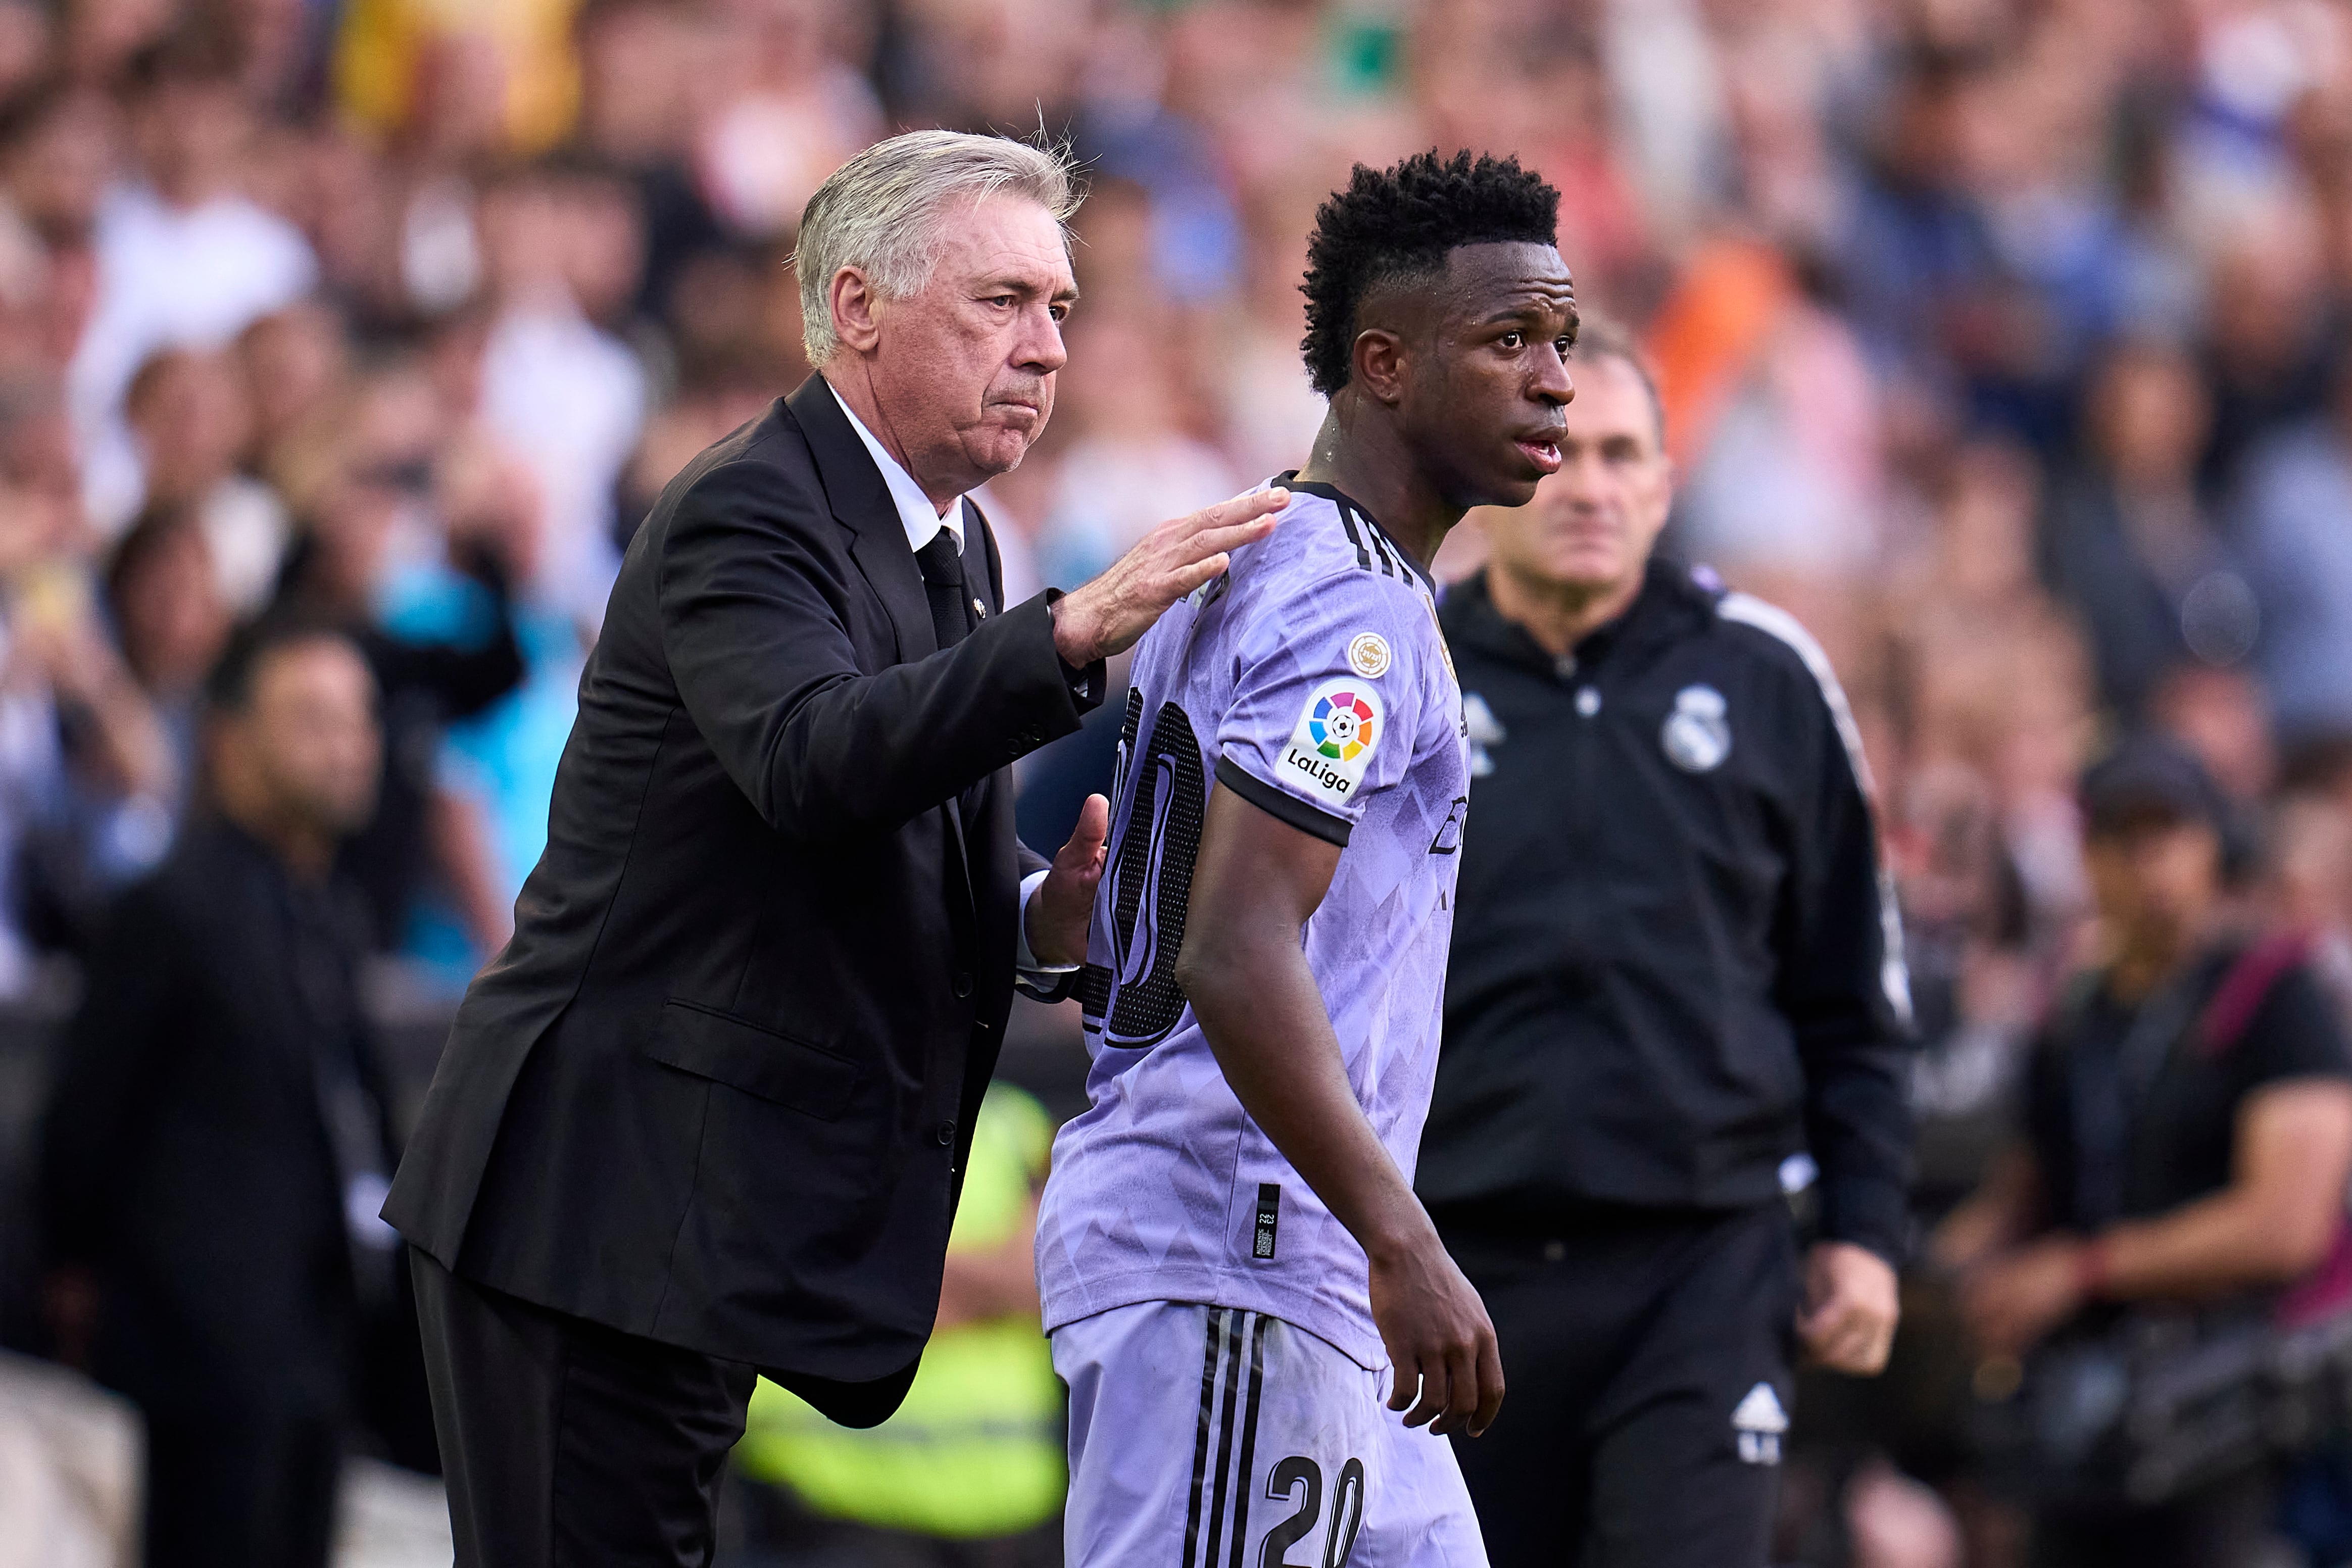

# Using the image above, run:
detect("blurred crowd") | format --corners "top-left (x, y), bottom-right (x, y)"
top-left (0, 0), bottom-right (2348, 1560)
top-left (0, 0), bottom-right (2332, 994)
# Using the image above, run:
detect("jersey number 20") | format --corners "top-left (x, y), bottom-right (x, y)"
top-left (1259, 1454), bottom-right (1365, 1568)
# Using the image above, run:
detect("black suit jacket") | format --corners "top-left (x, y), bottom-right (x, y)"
top-left (383, 376), bottom-right (1097, 1402)
top-left (41, 818), bottom-right (390, 1418)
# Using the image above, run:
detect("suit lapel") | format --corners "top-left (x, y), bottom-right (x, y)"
top-left (965, 497), bottom-right (1004, 619)
top-left (785, 375), bottom-right (981, 923)
top-left (785, 375), bottom-right (936, 664)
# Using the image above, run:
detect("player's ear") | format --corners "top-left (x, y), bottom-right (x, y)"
top-left (1351, 328), bottom-right (1407, 407)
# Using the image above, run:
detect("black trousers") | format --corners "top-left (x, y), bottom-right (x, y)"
top-left (97, 1285), bottom-right (351, 1568)
top-left (411, 1247), bottom-right (758, 1567)
top-left (1439, 1203), bottom-right (1800, 1568)
top-left (142, 1404), bottom-right (340, 1568)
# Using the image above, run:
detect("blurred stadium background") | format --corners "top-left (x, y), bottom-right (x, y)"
top-left (2, 0), bottom-right (2351, 1562)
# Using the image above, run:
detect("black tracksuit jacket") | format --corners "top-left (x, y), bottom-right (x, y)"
top-left (1418, 559), bottom-right (1916, 1262)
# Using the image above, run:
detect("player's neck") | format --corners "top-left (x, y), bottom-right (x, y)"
top-left (1296, 412), bottom-right (1457, 571)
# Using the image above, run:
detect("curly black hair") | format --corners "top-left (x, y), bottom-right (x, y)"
top-left (1299, 150), bottom-right (1562, 398)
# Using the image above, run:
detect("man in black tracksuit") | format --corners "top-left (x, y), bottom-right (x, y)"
top-left (1420, 323), bottom-right (1914, 1566)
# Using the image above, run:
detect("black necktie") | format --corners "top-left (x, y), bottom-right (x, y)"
top-left (916, 528), bottom-right (984, 842)
top-left (915, 529), bottom-right (971, 651)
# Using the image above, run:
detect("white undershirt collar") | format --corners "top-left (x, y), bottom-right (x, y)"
top-left (828, 382), bottom-right (964, 557)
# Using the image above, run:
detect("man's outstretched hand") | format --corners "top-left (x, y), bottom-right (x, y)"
top-left (1052, 489), bottom-right (1288, 667)
top-left (1026, 793), bottom-right (1108, 967)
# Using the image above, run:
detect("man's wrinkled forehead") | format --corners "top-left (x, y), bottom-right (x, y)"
top-left (937, 191), bottom-right (1077, 304)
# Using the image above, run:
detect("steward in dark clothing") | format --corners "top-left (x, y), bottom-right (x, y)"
top-left (1423, 560), bottom-right (1913, 1249)
top-left (40, 624), bottom-right (403, 1568)
top-left (1416, 333), bottom-right (1913, 1568)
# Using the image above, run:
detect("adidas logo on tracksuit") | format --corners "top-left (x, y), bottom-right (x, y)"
top-left (1733, 1383), bottom-right (1788, 1465)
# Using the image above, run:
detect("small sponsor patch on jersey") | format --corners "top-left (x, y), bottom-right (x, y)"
top-left (1253, 1183), bottom-right (1281, 1258)
top-left (1346, 631), bottom-right (1391, 678)
top-left (1281, 677), bottom-right (1385, 805)
top-left (1733, 1382), bottom-right (1788, 1465)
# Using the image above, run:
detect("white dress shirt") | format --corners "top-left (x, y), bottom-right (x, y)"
top-left (826, 382), bottom-right (1070, 974)
top-left (830, 384), bottom-right (963, 556)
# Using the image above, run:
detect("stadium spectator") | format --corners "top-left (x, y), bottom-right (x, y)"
top-left (2196, 199), bottom-right (2337, 501)
top-left (693, 0), bottom-right (885, 243)
top-left (471, 158), bottom-right (646, 618)
top-left (0, 80), bottom-right (109, 363)
top-left (269, 368), bottom-right (526, 955)
top-left (2043, 340), bottom-right (2245, 721)
top-left (103, 501), bottom-right (225, 783)
top-left (70, 31), bottom-right (315, 533)
top-left (571, 0), bottom-right (730, 327)
top-left (121, 345), bottom-right (287, 614)
top-left (1837, 47), bottom-right (2004, 395)
top-left (2230, 343), bottom-right (2352, 741)
top-left (2148, 661), bottom-right (2276, 806)
top-left (233, 304), bottom-right (351, 479)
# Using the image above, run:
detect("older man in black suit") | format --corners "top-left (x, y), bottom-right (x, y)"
top-left (381, 131), bottom-right (1286, 1563)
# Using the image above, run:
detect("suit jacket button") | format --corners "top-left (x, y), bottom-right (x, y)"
top-left (936, 1121), bottom-right (956, 1146)
top-left (952, 971), bottom-right (974, 998)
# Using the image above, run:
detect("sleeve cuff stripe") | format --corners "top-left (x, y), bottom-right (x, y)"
top-left (1214, 756), bottom-right (1351, 847)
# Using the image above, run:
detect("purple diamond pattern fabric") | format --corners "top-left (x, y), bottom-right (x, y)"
top-left (1037, 483), bottom-right (1471, 1369)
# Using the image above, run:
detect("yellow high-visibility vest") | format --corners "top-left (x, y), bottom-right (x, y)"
top-left (734, 1083), bottom-right (1065, 1539)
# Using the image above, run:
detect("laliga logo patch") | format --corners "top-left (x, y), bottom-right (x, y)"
top-left (1347, 631), bottom-right (1391, 679)
top-left (1310, 690), bottom-right (1375, 760)
top-left (1282, 677), bottom-right (1385, 804)
top-left (1661, 684), bottom-right (1731, 773)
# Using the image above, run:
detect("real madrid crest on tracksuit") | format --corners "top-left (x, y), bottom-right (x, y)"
top-left (1661, 683), bottom-right (1731, 773)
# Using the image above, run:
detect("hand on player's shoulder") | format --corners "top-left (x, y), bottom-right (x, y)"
top-left (1053, 488), bottom-right (1288, 666)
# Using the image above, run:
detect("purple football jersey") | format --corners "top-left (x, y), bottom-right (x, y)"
top-left (1036, 478), bottom-right (1471, 1369)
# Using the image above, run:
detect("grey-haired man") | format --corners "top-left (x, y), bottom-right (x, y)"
top-left (383, 131), bottom-right (1286, 1564)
